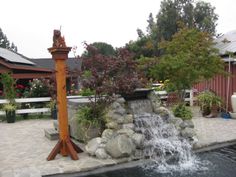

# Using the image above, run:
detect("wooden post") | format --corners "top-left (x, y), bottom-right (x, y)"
top-left (47, 30), bottom-right (83, 161)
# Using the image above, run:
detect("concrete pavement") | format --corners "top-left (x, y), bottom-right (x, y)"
top-left (1, 110), bottom-right (236, 177)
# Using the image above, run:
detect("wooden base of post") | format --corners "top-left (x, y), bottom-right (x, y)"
top-left (47, 138), bottom-right (83, 161)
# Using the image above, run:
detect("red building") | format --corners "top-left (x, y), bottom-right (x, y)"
top-left (194, 30), bottom-right (236, 111)
top-left (0, 47), bottom-right (81, 92)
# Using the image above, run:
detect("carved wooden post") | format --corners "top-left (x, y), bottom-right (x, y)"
top-left (47, 30), bottom-right (83, 161)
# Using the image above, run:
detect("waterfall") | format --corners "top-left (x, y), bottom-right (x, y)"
top-left (128, 99), bottom-right (202, 173)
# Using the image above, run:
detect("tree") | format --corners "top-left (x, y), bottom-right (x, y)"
top-left (149, 27), bottom-right (224, 100)
top-left (127, 0), bottom-right (218, 58)
top-left (0, 28), bottom-right (18, 52)
top-left (156, 0), bottom-right (218, 40)
top-left (82, 42), bottom-right (115, 57)
top-left (79, 44), bottom-right (144, 122)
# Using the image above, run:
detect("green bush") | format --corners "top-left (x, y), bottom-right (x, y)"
top-left (0, 73), bottom-right (16, 102)
top-left (197, 91), bottom-right (222, 112)
top-left (172, 103), bottom-right (192, 120)
top-left (79, 88), bottom-right (95, 96)
top-left (77, 104), bottom-right (106, 127)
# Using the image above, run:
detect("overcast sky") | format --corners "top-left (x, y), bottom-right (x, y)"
top-left (1, 0), bottom-right (236, 58)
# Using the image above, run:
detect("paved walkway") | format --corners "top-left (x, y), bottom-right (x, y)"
top-left (1, 111), bottom-right (236, 177)
top-left (0, 120), bottom-right (123, 177)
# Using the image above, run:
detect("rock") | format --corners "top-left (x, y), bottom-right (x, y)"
top-left (181, 128), bottom-right (196, 139)
top-left (180, 120), bottom-right (194, 129)
top-left (117, 128), bottom-right (134, 137)
top-left (105, 121), bottom-right (119, 129)
top-left (111, 102), bottom-right (121, 109)
top-left (123, 114), bottom-right (134, 123)
top-left (114, 107), bottom-right (126, 116)
top-left (131, 133), bottom-right (144, 148)
top-left (132, 149), bottom-right (144, 160)
top-left (185, 120), bottom-right (194, 128)
top-left (95, 148), bottom-right (110, 159)
top-left (168, 117), bottom-right (183, 127)
top-left (148, 91), bottom-right (162, 112)
top-left (105, 135), bottom-right (135, 158)
top-left (154, 107), bottom-right (170, 120)
top-left (85, 137), bottom-right (102, 156)
top-left (122, 123), bottom-right (135, 130)
top-left (116, 97), bottom-right (126, 104)
top-left (102, 129), bottom-right (114, 140)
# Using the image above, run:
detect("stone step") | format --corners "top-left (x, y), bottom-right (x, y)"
top-left (44, 128), bottom-right (59, 141)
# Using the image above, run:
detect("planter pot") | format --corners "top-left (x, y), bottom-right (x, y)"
top-left (231, 92), bottom-right (236, 112)
top-left (221, 112), bottom-right (231, 119)
top-left (6, 110), bottom-right (16, 123)
top-left (51, 108), bottom-right (57, 120)
top-left (201, 106), bottom-right (211, 117)
top-left (75, 124), bottom-right (102, 143)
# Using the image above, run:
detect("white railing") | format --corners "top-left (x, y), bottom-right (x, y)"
top-left (154, 89), bottom-right (195, 106)
top-left (0, 90), bottom-right (196, 116)
top-left (0, 96), bottom-right (87, 116)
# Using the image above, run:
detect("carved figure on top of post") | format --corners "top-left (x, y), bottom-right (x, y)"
top-left (53, 30), bottom-right (66, 48)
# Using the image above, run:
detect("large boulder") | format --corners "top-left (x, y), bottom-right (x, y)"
top-left (105, 121), bottom-right (119, 129)
top-left (117, 128), bottom-right (134, 137)
top-left (85, 137), bottom-right (102, 156)
top-left (123, 114), bottom-right (134, 124)
top-left (131, 133), bottom-right (144, 149)
top-left (122, 123), bottom-right (135, 130)
top-left (168, 117), bottom-right (183, 130)
top-left (105, 135), bottom-right (135, 158)
top-left (95, 148), bottom-right (110, 159)
top-left (102, 129), bottom-right (115, 140)
top-left (181, 128), bottom-right (196, 139)
top-left (180, 120), bottom-right (194, 129)
top-left (154, 107), bottom-right (171, 121)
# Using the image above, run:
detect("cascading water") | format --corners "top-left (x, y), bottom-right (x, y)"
top-left (128, 99), bottom-right (203, 173)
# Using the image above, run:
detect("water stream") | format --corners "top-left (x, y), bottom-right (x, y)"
top-left (128, 99), bottom-right (202, 173)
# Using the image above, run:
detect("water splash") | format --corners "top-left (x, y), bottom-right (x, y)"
top-left (134, 113), bottom-right (204, 173)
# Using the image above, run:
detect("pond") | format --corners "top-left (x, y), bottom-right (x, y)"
top-left (49, 144), bottom-right (236, 177)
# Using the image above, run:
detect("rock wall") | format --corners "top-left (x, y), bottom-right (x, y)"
top-left (65, 92), bottom-right (197, 160)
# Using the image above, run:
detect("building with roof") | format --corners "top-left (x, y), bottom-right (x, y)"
top-left (0, 47), bottom-right (81, 93)
top-left (194, 30), bottom-right (236, 112)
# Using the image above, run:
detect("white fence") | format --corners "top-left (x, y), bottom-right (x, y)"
top-left (0, 90), bottom-right (195, 116)
top-left (154, 89), bottom-right (195, 106)
top-left (0, 95), bottom-right (84, 116)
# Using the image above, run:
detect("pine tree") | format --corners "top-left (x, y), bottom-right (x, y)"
top-left (0, 28), bottom-right (18, 52)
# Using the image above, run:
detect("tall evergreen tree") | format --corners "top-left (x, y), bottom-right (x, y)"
top-left (0, 28), bottom-right (18, 52)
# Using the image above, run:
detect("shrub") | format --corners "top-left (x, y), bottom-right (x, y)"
top-left (172, 103), bottom-right (192, 120)
top-left (0, 73), bottom-right (16, 102)
top-left (197, 91), bottom-right (222, 115)
top-left (27, 79), bottom-right (50, 97)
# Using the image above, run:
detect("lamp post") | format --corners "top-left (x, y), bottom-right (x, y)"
top-left (47, 30), bottom-right (83, 161)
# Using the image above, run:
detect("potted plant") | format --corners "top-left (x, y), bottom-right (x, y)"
top-left (3, 103), bottom-right (16, 123)
top-left (0, 73), bottom-right (17, 123)
top-left (48, 98), bottom-right (57, 120)
top-left (197, 91), bottom-right (222, 117)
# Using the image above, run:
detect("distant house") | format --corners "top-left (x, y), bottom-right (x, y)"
top-left (194, 30), bottom-right (236, 111)
top-left (0, 47), bottom-right (81, 91)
